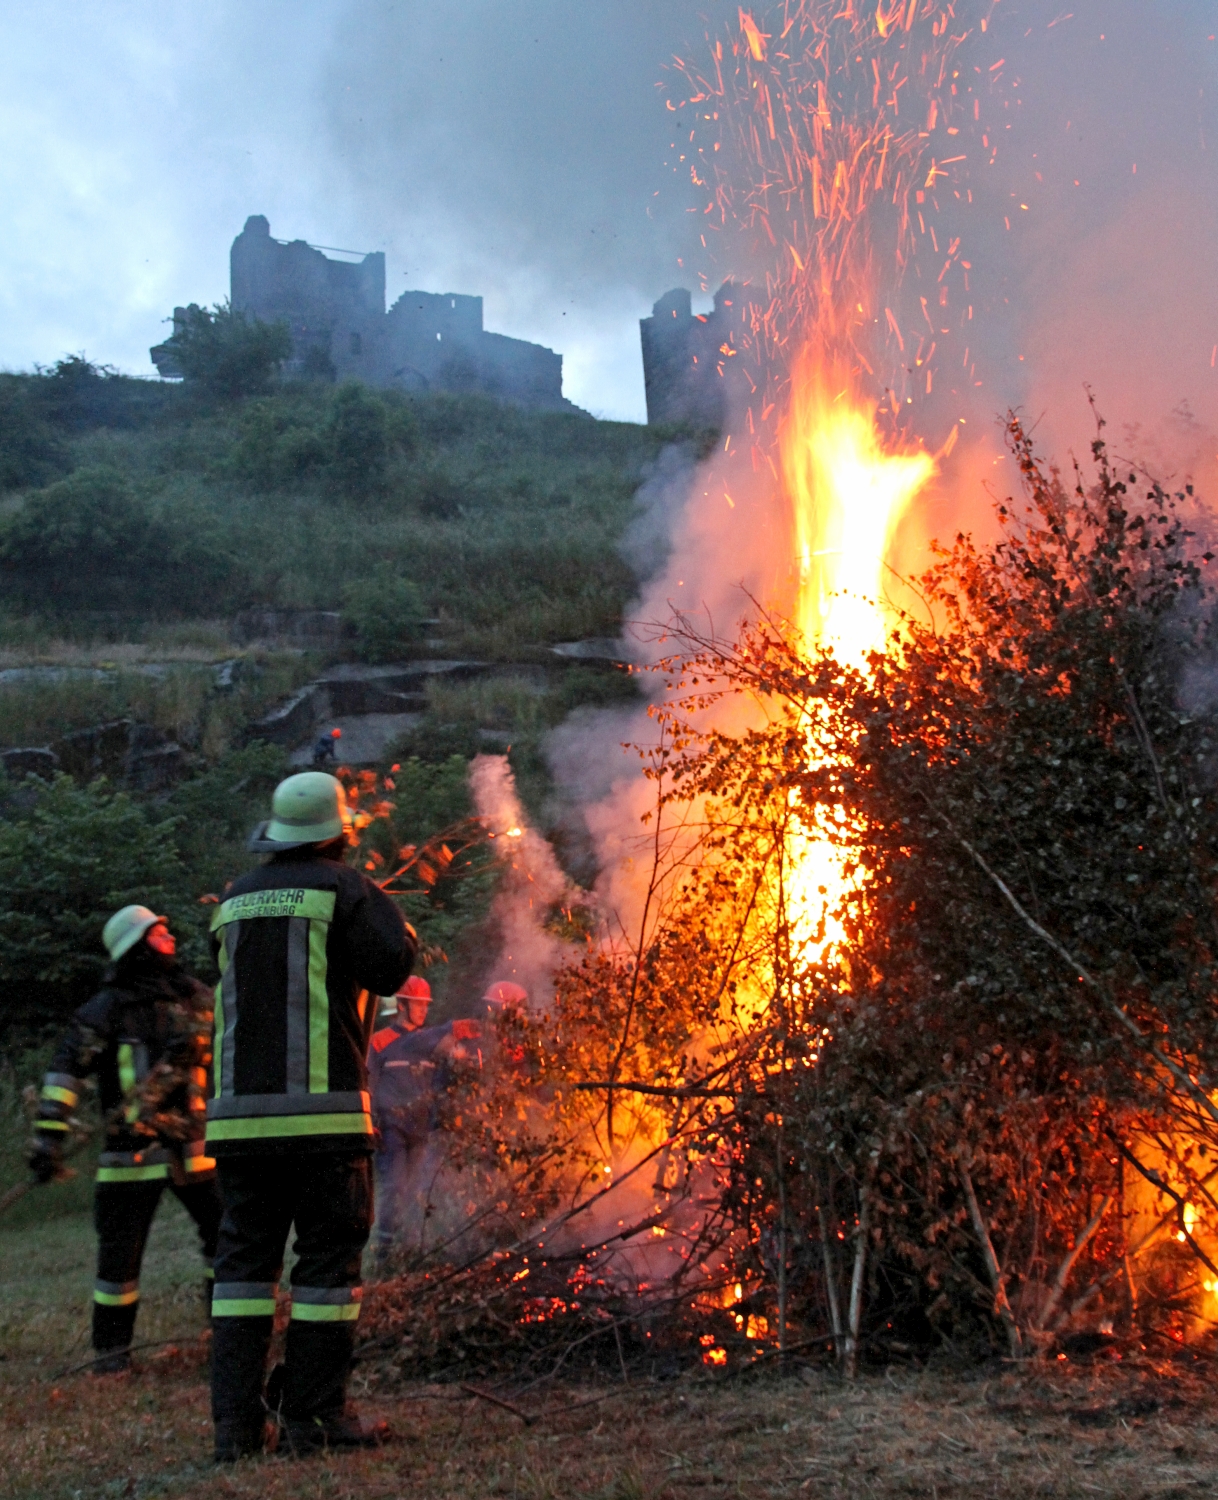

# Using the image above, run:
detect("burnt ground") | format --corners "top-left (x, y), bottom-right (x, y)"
top-left (4, 1342), bottom-right (1218, 1499)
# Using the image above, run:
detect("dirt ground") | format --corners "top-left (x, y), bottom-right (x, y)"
top-left (3, 1342), bottom-right (1218, 1499)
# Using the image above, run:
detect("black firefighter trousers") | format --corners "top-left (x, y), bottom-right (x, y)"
top-left (210, 1153), bottom-right (373, 1444)
top-left (93, 1175), bottom-right (222, 1354)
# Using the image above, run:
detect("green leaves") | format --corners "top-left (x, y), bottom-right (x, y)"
top-left (158, 301), bottom-right (292, 402)
top-left (0, 775), bottom-right (191, 1029)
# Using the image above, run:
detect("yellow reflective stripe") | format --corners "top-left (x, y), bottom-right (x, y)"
top-left (118, 1043), bottom-right (140, 1123)
top-left (94, 1289), bottom-right (140, 1307)
top-left (212, 888), bottom-right (336, 930)
top-left (41, 1085), bottom-right (77, 1106)
top-left (308, 919), bottom-right (329, 1093)
top-left (36, 1120), bottom-right (71, 1133)
top-left (291, 1302), bottom-right (361, 1322)
top-left (212, 1298), bottom-right (276, 1317)
top-left (206, 1112), bottom-right (372, 1142)
top-left (213, 976), bottom-right (225, 1097)
top-left (96, 1164), bottom-right (170, 1183)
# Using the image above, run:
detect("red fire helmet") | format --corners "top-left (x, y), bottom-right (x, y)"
top-left (483, 980), bottom-right (527, 1010)
top-left (330, 727), bottom-right (342, 738)
top-left (396, 975), bottom-right (432, 1002)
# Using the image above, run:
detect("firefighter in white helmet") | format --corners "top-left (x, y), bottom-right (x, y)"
top-left (29, 904), bottom-right (220, 1374)
top-left (207, 772), bottom-right (415, 1461)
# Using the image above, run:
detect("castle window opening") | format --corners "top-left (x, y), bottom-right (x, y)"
top-left (350, 331), bottom-right (362, 356)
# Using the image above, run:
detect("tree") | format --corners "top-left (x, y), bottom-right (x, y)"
top-left (156, 301), bottom-right (291, 401)
top-left (631, 409), bottom-right (1218, 1357)
top-left (0, 776), bottom-right (195, 1031)
top-left (0, 466), bottom-right (239, 614)
top-left (328, 381), bottom-right (389, 497)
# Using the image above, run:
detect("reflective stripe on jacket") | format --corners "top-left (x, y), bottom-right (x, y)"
top-left (205, 850), bottom-right (415, 1155)
top-left (35, 960), bottom-right (214, 1163)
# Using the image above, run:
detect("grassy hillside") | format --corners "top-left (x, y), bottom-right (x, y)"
top-left (0, 362), bottom-right (709, 1037)
top-left (0, 362), bottom-right (701, 659)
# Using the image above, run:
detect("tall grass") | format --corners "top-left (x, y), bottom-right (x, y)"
top-left (2, 379), bottom-right (704, 662)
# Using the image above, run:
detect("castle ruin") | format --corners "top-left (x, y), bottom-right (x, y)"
top-left (638, 281), bottom-right (748, 428)
top-left (153, 216), bottom-right (577, 412)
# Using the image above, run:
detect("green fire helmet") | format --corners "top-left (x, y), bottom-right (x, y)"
top-left (103, 904), bottom-right (167, 962)
top-left (249, 771), bottom-right (349, 853)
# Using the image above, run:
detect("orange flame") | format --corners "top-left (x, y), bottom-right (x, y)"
top-left (780, 352), bottom-right (934, 959)
top-left (782, 351), bottom-right (934, 664)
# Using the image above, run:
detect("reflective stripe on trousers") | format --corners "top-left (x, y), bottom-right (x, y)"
top-left (94, 1278), bottom-right (139, 1307)
top-left (210, 1282), bottom-right (362, 1322)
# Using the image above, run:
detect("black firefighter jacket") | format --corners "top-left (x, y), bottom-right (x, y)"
top-left (206, 847), bottom-right (416, 1157)
top-left (36, 956), bottom-right (216, 1184)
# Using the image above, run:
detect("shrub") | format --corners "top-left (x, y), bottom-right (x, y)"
top-left (37, 355), bottom-right (137, 431)
top-left (0, 775), bottom-right (195, 1030)
top-left (342, 564), bottom-right (428, 661)
top-left (158, 302), bottom-right (292, 401)
top-left (0, 466), bottom-right (238, 615)
top-left (328, 382), bottom-right (389, 497)
top-left (0, 376), bottom-right (67, 490)
top-left (163, 741), bottom-right (288, 898)
top-left (231, 400), bottom-right (327, 490)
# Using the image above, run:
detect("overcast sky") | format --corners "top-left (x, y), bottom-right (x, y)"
top-left (0, 2), bottom-right (1215, 436)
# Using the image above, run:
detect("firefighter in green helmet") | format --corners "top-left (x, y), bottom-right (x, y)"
top-left (207, 771), bottom-right (416, 1462)
top-left (28, 904), bottom-right (221, 1374)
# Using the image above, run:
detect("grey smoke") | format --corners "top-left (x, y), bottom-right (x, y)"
top-left (618, 443), bottom-right (699, 586)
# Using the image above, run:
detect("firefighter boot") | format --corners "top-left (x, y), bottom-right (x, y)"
top-left (282, 1407), bottom-right (391, 1455)
top-left (211, 1316), bottom-right (274, 1463)
top-left (91, 1296), bottom-right (137, 1374)
top-left (279, 1319), bottom-right (389, 1453)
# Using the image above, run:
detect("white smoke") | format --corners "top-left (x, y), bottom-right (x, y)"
top-left (468, 753), bottom-right (577, 1010)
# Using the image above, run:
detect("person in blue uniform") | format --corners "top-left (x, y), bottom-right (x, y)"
top-left (368, 976), bottom-right (480, 1257)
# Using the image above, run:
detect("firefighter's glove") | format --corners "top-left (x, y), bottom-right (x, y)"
top-left (27, 1136), bottom-right (62, 1184)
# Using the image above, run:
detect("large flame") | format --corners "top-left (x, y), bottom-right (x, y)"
top-left (783, 353), bottom-right (935, 667)
top-left (779, 351), bottom-right (935, 961)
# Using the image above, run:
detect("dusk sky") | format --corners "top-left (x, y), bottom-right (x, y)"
top-left (1, 2), bottom-right (1215, 445)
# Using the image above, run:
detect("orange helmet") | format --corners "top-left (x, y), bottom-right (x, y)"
top-left (397, 975), bottom-right (432, 1001)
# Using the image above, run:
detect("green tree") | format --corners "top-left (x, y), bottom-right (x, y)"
top-left (328, 381), bottom-right (388, 497)
top-left (159, 301), bottom-right (291, 401)
top-left (0, 776), bottom-right (196, 1031)
top-left (342, 564), bottom-right (427, 661)
top-left (0, 466), bottom-right (238, 614)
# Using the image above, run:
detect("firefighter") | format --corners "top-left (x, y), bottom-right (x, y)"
top-left (28, 905), bottom-right (221, 1375)
top-left (311, 726), bottom-right (342, 767)
top-left (367, 978), bottom-right (481, 1258)
top-left (207, 771), bottom-right (415, 1462)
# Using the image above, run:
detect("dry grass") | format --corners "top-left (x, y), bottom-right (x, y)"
top-left (5, 1200), bottom-right (1218, 1496)
top-left (5, 1311), bottom-right (1218, 1495)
